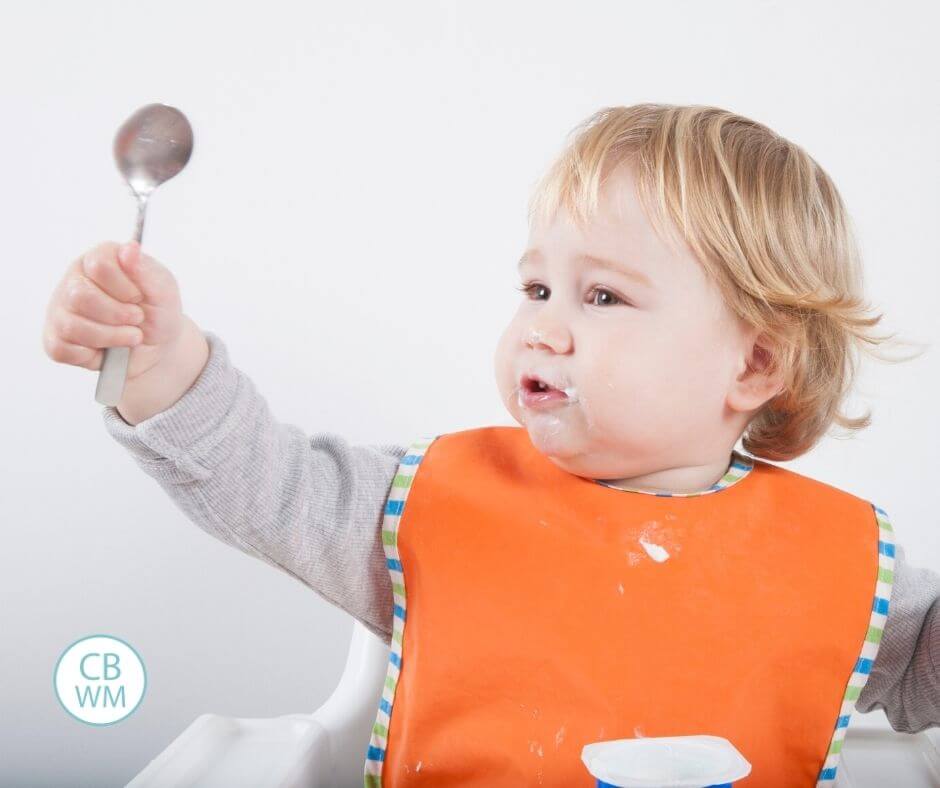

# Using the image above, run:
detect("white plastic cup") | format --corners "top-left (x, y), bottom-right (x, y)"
top-left (581, 734), bottom-right (752, 788)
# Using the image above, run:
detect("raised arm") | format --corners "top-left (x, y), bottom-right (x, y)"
top-left (102, 328), bottom-right (403, 644)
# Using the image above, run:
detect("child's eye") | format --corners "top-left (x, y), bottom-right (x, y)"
top-left (515, 282), bottom-right (629, 307)
top-left (516, 282), bottom-right (547, 300)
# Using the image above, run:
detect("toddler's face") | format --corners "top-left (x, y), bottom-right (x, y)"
top-left (493, 163), bottom-right (762, 481)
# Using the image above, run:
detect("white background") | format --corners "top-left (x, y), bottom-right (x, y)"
top-left (2, 0), bottom-right (937, 784)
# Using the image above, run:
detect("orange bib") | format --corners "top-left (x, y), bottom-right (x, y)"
top-left (364, 426), bottom-right (895, 787)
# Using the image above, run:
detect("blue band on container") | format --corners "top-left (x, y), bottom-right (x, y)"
top-left (597, 783), bottom-right (732, 788)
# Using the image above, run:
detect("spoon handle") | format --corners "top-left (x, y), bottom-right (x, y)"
top-left (94, 198), bottom-right (148, 407)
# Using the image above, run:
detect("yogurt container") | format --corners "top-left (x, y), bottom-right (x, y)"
top-left (581, 734), bottom-right (752, 788)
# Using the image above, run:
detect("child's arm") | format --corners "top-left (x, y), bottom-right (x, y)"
top-left (855, 543), bottom-right (939, 732)
top-left (101, 329), bottom-right (401, 645)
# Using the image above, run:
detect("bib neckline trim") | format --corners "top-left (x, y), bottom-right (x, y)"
top-left (592, 449), bottom-right (754, 497)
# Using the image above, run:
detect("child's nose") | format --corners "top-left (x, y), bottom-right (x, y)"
top-left (525, 324), bottom-right (572, 353)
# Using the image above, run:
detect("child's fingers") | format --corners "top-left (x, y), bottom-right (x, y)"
top-left (41, 331), bottom-right (104, 371)
top-left (78, 241), bottom-right (144, 305)
top-left (64, 273), bottom-right (146, 327)
top-left (51, 308), bottom-right (143, 350)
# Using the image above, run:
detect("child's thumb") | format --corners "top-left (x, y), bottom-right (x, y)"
top-left (117, 241), bottom-right (158, 299)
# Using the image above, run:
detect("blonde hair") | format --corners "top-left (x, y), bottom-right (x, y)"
top-left (528, 103), bottom-right (926, 462)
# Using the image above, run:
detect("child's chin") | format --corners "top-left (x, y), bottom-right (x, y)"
top-left (523, 421), bottom-right (581, 460)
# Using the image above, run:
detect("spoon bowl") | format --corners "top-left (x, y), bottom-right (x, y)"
top-left (113, 103), bottom-right (193, 201)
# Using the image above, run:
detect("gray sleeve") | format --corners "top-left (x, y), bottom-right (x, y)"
top-left (100, 328), bottom-right (405, 645)
top-left (856, 542), bottom-right (940, 732)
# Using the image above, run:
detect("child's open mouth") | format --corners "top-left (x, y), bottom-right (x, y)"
top-left (520, 375), bottom-right (571, 409)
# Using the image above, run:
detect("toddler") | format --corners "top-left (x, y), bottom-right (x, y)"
top-left (44, 103), bottom-right (939, 786)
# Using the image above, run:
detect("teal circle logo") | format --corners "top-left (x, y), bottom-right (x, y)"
top-left (53, 634), bottom-right (147, 725)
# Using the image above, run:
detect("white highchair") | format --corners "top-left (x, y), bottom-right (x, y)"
top-left (127, 618), bottom-right (940, 788)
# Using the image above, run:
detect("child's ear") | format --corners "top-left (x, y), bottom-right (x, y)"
top-left (727, 332), bottom-right (787, 414)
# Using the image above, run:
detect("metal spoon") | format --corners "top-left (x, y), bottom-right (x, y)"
top-left (94, 103), bottom-right (194, 406)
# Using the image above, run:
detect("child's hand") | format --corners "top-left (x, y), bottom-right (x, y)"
top-left (42, 240), bottom-right (184, 381)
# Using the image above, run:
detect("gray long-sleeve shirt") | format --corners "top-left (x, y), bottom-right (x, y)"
top-left (101, 329), bottom-right (940, 734)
